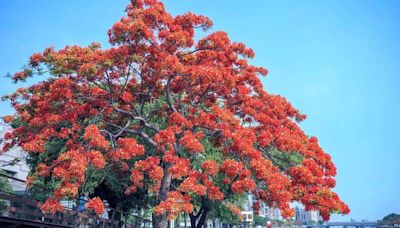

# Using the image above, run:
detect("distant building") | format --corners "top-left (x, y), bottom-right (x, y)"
top-left (246, 193), bottom-right (282, 221)
top-left (306, 210), bottom-right (319, 223)
top-left (295, 205), bottom-right (321, 224)
top-left (241, 193), bottom-right (255, 222)
top-left (0, 122), bottom-right (29, 194)
top-left (295, 206), bottom-right (307, 223)
top-left (267, 207), bottom-right (282, 220)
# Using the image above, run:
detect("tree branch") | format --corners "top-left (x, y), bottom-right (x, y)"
top-left (166, 74), bottom-right (177, 112)
top-left (105, 122), bottom-right (159, 148)
top-left (111, 105), bottom-right (159, 132)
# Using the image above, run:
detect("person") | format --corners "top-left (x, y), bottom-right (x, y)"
top-left (77, 195), bottom-right (88, 212)
top-left (100, 200), bottom-right (109, 219)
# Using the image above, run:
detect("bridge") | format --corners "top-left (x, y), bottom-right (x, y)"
top-left (304, 221), bottom-right (382, 227)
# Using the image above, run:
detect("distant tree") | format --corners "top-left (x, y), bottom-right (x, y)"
top-left (0, 170), bottom-right (13, 214)
top-left (253, 215), bottom-right (267, 227)
top-left (379, 213), bottom-right (400, 226)
top-left (0, 170), bottom-right (13, 194)
top-left (2, 0), bottom-right (349, 227)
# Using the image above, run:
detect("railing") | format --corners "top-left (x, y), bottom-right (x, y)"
top-left (0, 190), bottom-right (132, 227)
top-left (0, 191), bottom-right (74, 227)
top-left (0, 173), bottom-right (151, 227)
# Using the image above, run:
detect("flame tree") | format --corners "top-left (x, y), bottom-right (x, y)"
top-left (2, 0), bottom-right (349, 227)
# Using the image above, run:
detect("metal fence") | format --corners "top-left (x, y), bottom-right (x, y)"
top-left (0, 173), bottom-right (150, 227)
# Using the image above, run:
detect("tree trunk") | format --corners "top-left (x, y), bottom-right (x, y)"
top-left (152, 164), bottom-right (172, 228)
top-left (175, 214), bottom-right (180, 228)
top-left (196, 210), bottom-right (208, 228)
top-left (184, 213), bottom-right (188, 228)
top-left (189, 210), bottom-right (209, 228)
top-left (153, 138), bottom-right (179, 228)
top-left (190, 213), bottom-right (197, 228)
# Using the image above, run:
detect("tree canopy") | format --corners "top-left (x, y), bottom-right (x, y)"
top-left (379, 213), bottom-right (400, 226)
top-left (1, 0), bottom-right (349, 227)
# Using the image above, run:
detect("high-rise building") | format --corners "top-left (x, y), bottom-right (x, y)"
top-left (295, 206), bottom-right (307, 223)
top-left (295, 205), bottom-right (322, 224)
top-left (306, 210), bottom-right (319, 223)
top-left (247, 194), bottom-right (282, 221)
top-left (266, 207), bottom-right (282, 220)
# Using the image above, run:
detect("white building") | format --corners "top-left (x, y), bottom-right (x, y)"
top-left (306, 210), bottom-right (320, 223)
top-left (295, 205), bottom-right (321, 224)
top-left (0, 121), bottom-right (29, 193)
top-left (266, 206), bottom-right (282, 221)
top-left (295, 206), bottom-right (307, 223)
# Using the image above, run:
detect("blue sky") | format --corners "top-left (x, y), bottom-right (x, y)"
top-left (1, 0), bottom-right (399, 222)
